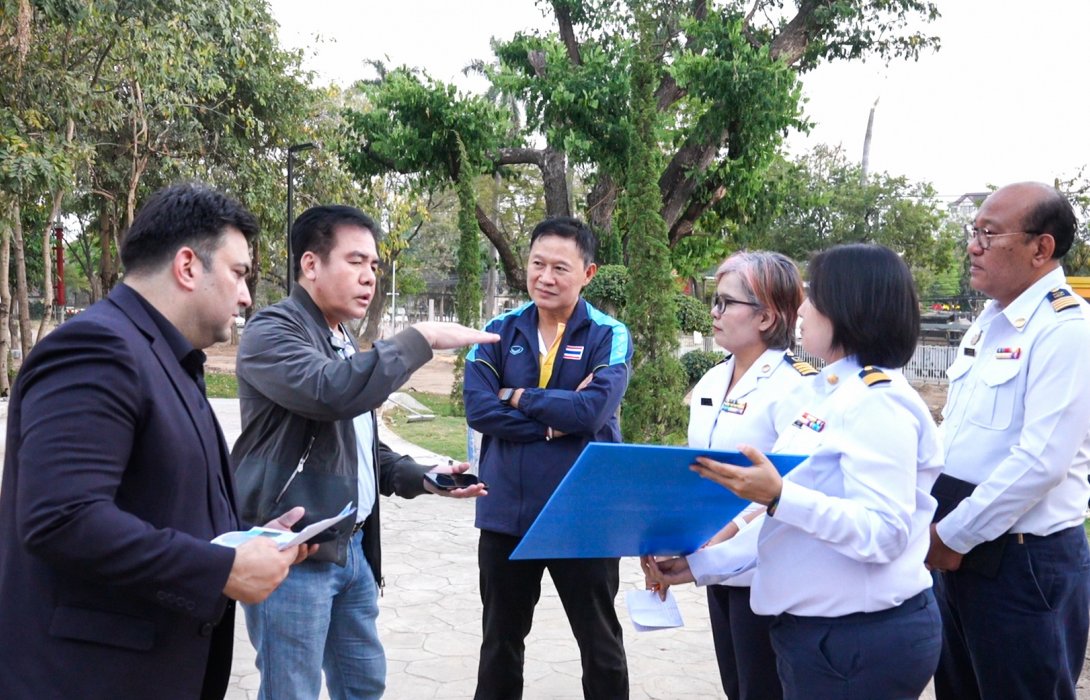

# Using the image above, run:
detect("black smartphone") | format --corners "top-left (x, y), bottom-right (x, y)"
top-left (424, 472), bottom-right (486, 491)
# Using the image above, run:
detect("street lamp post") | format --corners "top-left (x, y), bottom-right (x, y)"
top-left (286, 142), bottom-right (317, 294)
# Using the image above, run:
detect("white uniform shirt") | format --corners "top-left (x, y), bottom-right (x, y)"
top-left (689, 356), bottom-right (943, 617)
top-left (938, 267), bottom-right (1090, 553)
top-left (687, 347), bottom-right (812, 586)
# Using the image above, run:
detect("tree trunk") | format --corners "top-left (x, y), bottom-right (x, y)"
top-left (861, 97), bottom-right (879, 184)
top-left (475, 204), bottom-right (526, 293)
top-left (0, 210), bottom-right (12, 395)
top-left (99, 202), bottom-right (119, 294)
top-left (586, 173), bottom-right (619, 237)
top-left (541, 147), bottom-right (571, 217)
top-left (11, 203), bottom-right (32, 358)
top-left (361, 260), bottom-right (393, 344)
top-left (36, 188), bottom-right (65, 342)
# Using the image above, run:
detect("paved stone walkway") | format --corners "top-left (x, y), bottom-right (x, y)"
top-left (212, 399), bottom-right (728, 699)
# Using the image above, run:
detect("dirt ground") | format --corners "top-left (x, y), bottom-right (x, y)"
top-left (204, 341), bottom-right (458, 394)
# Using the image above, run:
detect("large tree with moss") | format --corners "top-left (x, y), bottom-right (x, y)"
top-left (341, 0), bottom-right (939, 289)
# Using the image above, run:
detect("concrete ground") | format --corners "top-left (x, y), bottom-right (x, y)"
top-left (212, 399), bottom-right (726, 699)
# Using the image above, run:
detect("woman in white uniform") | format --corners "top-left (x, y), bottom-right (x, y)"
top-left (645, 244), bottom-right (943, 700)
top-left (684, 251), bottom-right (810, 700)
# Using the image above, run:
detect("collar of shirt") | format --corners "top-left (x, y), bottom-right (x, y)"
top-left (729, 346), bottom-right (789, 400)
top-left (812, 355), bottom-right (861, 397)
top-left (985, 266), bottom-right (1068, 334)
top-left (125, 284), bottom-right (207, 384)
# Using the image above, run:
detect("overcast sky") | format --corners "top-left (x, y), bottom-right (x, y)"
top-left (268, 0), bottom-right (1090, 200)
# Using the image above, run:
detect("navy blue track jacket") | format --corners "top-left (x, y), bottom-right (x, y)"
top-left (465, 299), bottom-right (632, 537)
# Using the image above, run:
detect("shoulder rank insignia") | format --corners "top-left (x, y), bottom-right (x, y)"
top-left (859, 366), bottom-right (891, 386)
top-left (785, 351), bottom-right (818, 376)
top-left (1047, 287), bottom-right (1080, 312)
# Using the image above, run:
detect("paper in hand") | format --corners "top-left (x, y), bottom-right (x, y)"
top-left (625, 588), bottom-right (684, 632)
top-left (212, 503), bottom-right (356, 550)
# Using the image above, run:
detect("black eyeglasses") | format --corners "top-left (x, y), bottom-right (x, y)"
top-left (963, 224), bottom-right (1040, 251)
top-left (711, 294), bottom-right (761, 314)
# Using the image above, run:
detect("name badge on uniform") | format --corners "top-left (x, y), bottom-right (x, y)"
top-left (721, 399), bottom-right (747, 415)
top-left (699, 397), bottom-right (713, 406)
top-left (793, 411), bottom-right (826, 433)
top-left (995, 347), bottom-right (1021, 360)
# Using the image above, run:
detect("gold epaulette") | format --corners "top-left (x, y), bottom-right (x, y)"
top-left (1047, 287), bottom-right (1080, 312)
top-left (785, 351), bottom-right (818, 376)
top-left (859, 366), bottom-right (891, 386)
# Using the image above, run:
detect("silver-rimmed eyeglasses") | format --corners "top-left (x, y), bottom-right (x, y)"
top-left (711, 294), bottom-right (761, 315)
top-left (963, 224), bottom-right (1039, 250)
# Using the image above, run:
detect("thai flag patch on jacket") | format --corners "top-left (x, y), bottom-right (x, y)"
top-left (563, 345), bottom-right (584, 361)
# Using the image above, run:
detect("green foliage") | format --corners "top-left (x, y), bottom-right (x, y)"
top-left (735, 145), bottom-right (951, 272)
top-left (583, 264), bottom-right (628, 314)
top-left (585, 263), bottom-right (709, 334)
top-left (680, 350), bottom-right (723, 387)
top-left (619, 3), bottom-right (686, 443)
top-left (341, 68), bottom-right (513, 187)
top-left (675, 293), bottom-right (712, 335)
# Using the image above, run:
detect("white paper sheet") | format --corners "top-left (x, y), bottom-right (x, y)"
top-left (212, 503), bottom-right (356, 550)
top-left (625, 588), bottom-right (684, 632)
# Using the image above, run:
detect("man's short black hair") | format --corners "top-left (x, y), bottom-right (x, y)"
top-left (808, 243), bottom-right (920, 369)
top-left (120, 182), bottom-right (259, 274)
top-left (291, 205), bottom-right (379, 279)
top-left (529, 216), bottom-right (598, 267)
top-left (1023, 186), bottom-right (1078, 259)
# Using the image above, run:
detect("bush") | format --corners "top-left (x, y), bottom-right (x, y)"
top-left (584, 264), bottom-right (628, 315)
top-left (680, 350), bottom-right (723, 387)
top-left (675, 293), bottom-right (712, 334)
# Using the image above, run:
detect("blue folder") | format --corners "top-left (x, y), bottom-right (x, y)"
top-left (510, 443), bottom-right (806, 560)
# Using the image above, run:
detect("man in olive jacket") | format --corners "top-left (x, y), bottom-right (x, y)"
top-left (232, 204), bottom-right (496, 700)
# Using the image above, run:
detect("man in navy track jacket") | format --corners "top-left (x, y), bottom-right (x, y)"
top-left (465, 216), bottom-right (633, 699)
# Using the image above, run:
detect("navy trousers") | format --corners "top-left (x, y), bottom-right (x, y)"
top-left (474, 530), bottom-right (628, 700)
top-left (707, 584), bottom-right (782, 700)
top-left (933, 525), bottom-right (1090, 700)
top-left (770, 589), bottom-right (942, 700)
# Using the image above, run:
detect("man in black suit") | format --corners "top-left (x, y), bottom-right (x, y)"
top-left (0, 182), bottom-right (309, 699)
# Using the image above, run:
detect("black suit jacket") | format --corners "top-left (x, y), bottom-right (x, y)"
top-left (0, 285), bottom-right (240, 699)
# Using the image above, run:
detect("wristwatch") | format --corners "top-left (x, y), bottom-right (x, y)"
top-left (498, 388), bottom-right (516, 405)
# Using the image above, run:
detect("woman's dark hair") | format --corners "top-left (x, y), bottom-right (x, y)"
top-left (807, 243), bottom-right (919, 368)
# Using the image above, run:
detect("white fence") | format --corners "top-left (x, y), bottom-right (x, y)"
top-left (678, 335), bottom-right (958, 384)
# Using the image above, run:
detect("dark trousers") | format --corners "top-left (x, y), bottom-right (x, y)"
top-left (933, 525), bottom-right (1090, 700)
top-left (474, 529), bottom-right (629, 700)
top-left (771, 589), bottom-right (941, 700)
top-left (707, 584), bottom-right (782, 700)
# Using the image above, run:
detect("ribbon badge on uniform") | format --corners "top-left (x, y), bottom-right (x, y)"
top-left (995, 347), bottom-right (1021, 360)
top-left (721, 399), bottom-right (747, 415)
top-left (562, 345), bottom-right (584, 361)
top-left (793, 411), bottom-right (826, 433)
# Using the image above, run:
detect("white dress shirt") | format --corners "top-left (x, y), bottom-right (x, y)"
top-left (938, 267), bottom-right (1090, 553)
top-left (689, 356), bottom-right (943, 617)
top-left (687, 347), bottom-right (811, 586)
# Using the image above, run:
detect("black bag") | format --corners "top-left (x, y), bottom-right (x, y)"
top-left (931, 473), bottom-right (1007, 578)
